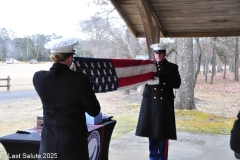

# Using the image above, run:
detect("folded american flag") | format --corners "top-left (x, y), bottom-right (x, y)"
top-left (72, 57), bottom-right (156, 93)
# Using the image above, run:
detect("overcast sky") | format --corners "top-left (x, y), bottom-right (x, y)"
top-left (0, 0), bottom-right (101, 38)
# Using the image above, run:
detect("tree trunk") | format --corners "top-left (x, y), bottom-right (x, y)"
top-left (216, 56), bottom-right (221, 72)
top-left (194, 38), bottom-right (202, 87)
top-left (223, 58), bottom-right (227, 79)
top-left (205, 61), bottom-right (208, 83)
top-left (210, 38), bottom-right (216, 84)
top-left (204, 47), bottom-right (208, 83)
top-left (229, 57), bottom-right (235, 72)
top-left (175, 38), bottom-right (195, 110)
top-left (234, 37), bottom-right (239, 81)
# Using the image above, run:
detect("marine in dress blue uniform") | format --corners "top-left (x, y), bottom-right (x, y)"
top-left (135, 43), bottom-right (181, 160)
top-left (33, 37), bottom-right (101, 160)
top-left (230, 111), bottom-right (240, 159)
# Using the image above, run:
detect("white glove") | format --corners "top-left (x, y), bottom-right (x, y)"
top-left (147, 77), bottom-right (159, 85)
top-left (70, 62), bottom-right (76, 71)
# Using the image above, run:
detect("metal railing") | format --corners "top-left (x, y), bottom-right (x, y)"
top-left (0, 76), bottom-right (11, 91)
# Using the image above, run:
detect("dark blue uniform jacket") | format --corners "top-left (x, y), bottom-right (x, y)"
top-left (230, 111), bottom-right (240, 154)
top-left (33, 63), bottom-right (100, 160)
top-left (135, 59), bottom-right (181, 140)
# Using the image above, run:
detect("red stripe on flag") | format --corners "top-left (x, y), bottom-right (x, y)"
top-left (111, 59), bottom-right (154, 68)
top-left (118, 72), bottom-right (155, 88)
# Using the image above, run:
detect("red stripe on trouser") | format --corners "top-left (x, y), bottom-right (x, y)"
top-left (164, 140), bottom-right (169, 159)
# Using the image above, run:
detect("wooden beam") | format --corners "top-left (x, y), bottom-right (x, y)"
top-left (154, 26), bottom-right (160, 43)
top-left (138, 31), bottom-right (240, 38)
top-left (135, 0), bottom-right (157, 59)
top-left (110, 0), bottom-right (138, 37)
top-left (136, 32), bottom-right (146, 37)
top-left (165, 31), bottom-right (240, 37)
top-left (146, 0), bottom-right (165, 36)
top-left (136, 31), bottom-right (164, 38)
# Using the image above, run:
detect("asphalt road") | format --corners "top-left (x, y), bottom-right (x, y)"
top-left (0, 90), bottom-right (38, 104)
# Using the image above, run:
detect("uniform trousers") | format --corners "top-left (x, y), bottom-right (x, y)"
top-left (149, 138), bottom-right (168, 160)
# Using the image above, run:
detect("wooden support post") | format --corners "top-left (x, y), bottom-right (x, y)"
top-left (154, 26), bottom-right (160, 44)
top-left (7, 76), bottom-right (11, 91)
top-left (0, 76), bottom-right (11, 91)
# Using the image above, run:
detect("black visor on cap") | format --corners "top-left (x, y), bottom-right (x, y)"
top-left (154, 50), bottom-right (166, 54)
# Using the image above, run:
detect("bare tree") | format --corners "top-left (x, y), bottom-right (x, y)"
top-left (194, 38), bottom-right (202, 87)
top-left (215, 37), bottom-right (235, 79)
top-left (91, 0), bottom-right (110, 5)
top-left (210, 38), bottom-right (217, 84)
top-left (216, 55), bottom-right (222, 72)
top-left (0, 28), bottom-right (11, 60)
top-left (202, 42), bottom-right (212, 83)
top-left (234, 37), bottom-right (239, 81)
top-left (31, 34), bottom-right (52, 61)
top-left (78, 16), bottom-right (111, 58)
top-left (78, 11), bottom-right (147, 59)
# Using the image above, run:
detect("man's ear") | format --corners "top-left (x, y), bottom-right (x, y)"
top-left (68, 54), bottom-right (73, 61)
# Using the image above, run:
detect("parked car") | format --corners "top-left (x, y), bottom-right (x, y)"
top-left (6, 58), bottom-right (20, 64)
top-left (29, 59), bottom-right (39, 64)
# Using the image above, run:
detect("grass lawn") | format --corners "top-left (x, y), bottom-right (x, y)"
top-left (113, 108), bottom-right (236, 140)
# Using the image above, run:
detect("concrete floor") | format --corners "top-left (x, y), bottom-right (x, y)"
top-left (109, 130), bottom-right (236, 160)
